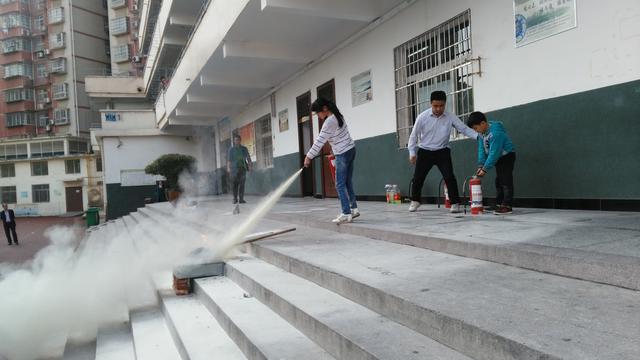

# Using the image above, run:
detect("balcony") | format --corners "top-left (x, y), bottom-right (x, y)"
top-left (53, 108), bottom-right (70, 125)
top-left (49, 58), bottom-right (67, 74)
top-left (110, 17), bottom-right (129, 36)
top-left (52, 83), bottom-right (69, 100)
top-left (85, 75), bottom-right (146, 99)
top-left (48, 7), bottom-right (65, 25)
top-left (111, 43), bottom-right (130, 63)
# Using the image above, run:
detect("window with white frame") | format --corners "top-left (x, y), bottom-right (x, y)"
top-left (30, 140), bottom-right (64, 158)
top-left (255, 115), bottom-right (273, 169)
top-left (37, 113), bottom-right (49, 127)
top-left (65, 159), bottom-right (81, 174)
top-left (49, 32), bottom-right (65, 49)
top-left (52, 83), bottom-right (68, 100)
top-left (0, 164), bottom-right (15, 178)
top-left (0, 143), bottom-right (27, 160)
top-left (50, 58), bottom-right (67, 74)
top-left (4, 88), bottom-right (33, 102)
top-left (394, 9), bottom-right (477, 148)
top-left (53, 108), bottom-right (70, 124)
top-left (6, 112), bottom-right (34, 127)
top-left (110, 17), bottom-right (129, 35)
top-left (111, 43), bottom-right (130, 63)
top-left (48, 7), bottom-right (64, 25)
top-left (32, 184), bottom-right (50, 202)
top-left (110, 0), bottom-right (126, 9)
top-left (1, 38), bottom-right (30, 53)
top-left (3, 62), bottom-right (32, 79)
top-left (0, 186), bottom-right (16, 204)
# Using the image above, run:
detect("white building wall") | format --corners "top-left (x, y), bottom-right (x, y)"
top-left (230, 0), bottom-right (640, 158)
top-left (0, 157), bottom-right (91, 216)
top-left (102, 136), bottom-right (199, 185)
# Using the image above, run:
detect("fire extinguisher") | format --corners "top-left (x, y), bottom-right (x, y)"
top-left (443, 183), bottom-right (451, 209)
top-left (469, 176), bottom-right (483, 215)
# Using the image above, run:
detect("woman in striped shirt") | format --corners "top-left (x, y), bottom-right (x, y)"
top-left (304, 98), bottom-right (359, 224)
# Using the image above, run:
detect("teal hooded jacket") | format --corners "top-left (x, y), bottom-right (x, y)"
top-left (477, 121), bottom-right (515, 170)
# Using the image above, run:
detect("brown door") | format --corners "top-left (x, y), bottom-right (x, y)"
top-left (65, 187), bottom-right (83, 212)
top-left (317, 79), bottom-right (338, 198)
top-left (296, 92), bottom-right (314, 197)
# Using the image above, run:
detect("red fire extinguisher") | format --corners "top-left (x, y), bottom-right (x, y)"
top-left (469, 176), bottom-right (483, 215)
top-left (443, 183), bottom-right (451, 209)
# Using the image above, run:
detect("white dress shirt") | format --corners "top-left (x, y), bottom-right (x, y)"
top-left (407, 109), bottom-right (478, 157)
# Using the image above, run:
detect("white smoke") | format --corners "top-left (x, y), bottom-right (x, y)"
top-left (0, 169), bottom-right (301, 360)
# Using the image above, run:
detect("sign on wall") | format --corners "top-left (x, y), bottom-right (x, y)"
top-left (238, 122), bottom-right (256, 157)
top-left (103, 112), bottom-right (122, 122)
top-left (278, 109), bottom-right (289, 132)
top-left (351, 70), bottom-right (373, 107)
top-left (514, 0), bottom-right (577, 47)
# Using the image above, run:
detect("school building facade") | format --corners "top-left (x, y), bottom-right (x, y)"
top-left (95, 0), bottom-right (640, 215)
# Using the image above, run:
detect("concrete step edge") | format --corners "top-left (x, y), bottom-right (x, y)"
top-left (266, 213), bottom-right (640, 290)
top-left (194, 276), bottom-right (335, 360)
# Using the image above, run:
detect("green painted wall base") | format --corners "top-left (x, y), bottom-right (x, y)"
top-left (106, 183), bottom-right (158, 220)
top-left (241, 80), bottom-right (640, 211)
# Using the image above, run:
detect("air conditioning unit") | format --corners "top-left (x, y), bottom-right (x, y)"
top-left (132, 55), bottom-right (141, 63)
top-left (132, 20), bottom-right (139, 29)
top-left (37, 103), bottom-right (45, 110)
top-left (36, 51), bottom-right (45, 58)
top-left (132, 3), bottom-right (139, 12)
top-left (45, 97), bottom-right (51, 104)
top-left (44, 49), bottom-right (50, 55)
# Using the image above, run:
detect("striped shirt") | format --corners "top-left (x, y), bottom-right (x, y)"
top-left (306, 115), bottom-right (355, 159)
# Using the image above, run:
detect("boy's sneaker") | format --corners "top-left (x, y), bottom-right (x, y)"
top-left (351, 208), bottom-right (360, 219)
top-left (332, 213), bottom-right (352, 224)
top-left (494, 206), bottom-right (513, 215)
top-left (408, 201), bottom-right (421, 212)
top-left (449, 203), bottom-right (462, 213)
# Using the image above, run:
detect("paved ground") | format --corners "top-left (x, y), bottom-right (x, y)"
top-left (0, 216), bottom-right (84, 265)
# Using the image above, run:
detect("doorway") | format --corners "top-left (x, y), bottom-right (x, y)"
top-left (296, 92), bottom-right (314, 197)
top-left (65, 186), bottom-right (84, 212)
top-left (316, 79), bottom-right (337, 198)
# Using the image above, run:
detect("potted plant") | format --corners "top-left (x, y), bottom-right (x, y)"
top-left (145, 154), bottom-right (196, 202)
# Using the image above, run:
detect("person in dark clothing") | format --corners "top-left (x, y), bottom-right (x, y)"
top-left (227, 134), bottom-right (252, 204)
top-left (1, 203), bottom-right (18, 245)
top-left (467, 111), bottom-right (516, 215)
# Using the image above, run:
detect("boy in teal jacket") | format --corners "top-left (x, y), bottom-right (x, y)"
top-left (467, 112), bottom-right (516, 214)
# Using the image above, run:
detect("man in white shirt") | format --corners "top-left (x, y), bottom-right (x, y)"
top-left (407, 91), bottom-right (478, 213)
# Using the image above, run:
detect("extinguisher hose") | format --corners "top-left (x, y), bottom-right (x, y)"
top-left (461, 176), bottom-right (475, 215)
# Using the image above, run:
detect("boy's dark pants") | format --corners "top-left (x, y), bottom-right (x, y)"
top-left (411, 148), bottom-right (460, 204)
top-left (495, 152), bottom-right (516, 207)
top-left (231, 169), bottom-right (247, 202)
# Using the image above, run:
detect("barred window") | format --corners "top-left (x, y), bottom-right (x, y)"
top-left (5, 88), bottom-right (33, 102)
top-left (110, 17), bottom-right (129, 36)
top-left (52, 83), bottom-right (68, 100)
top-left (0, 186), bottom-right (16, 204)
top-left (49, 32), bottom-right (65, 49)
top-left (0, 164), bottom-right (15, 178)
top-left (50, 58), bottom-right (67, 74)
top-left (6, 112), bottom-right (34, 127)
top-left (3, 62), bottom-right (33, 79)
top-left (48, 7), bottom-right (64, 25)
top-left (255, 114), bottom-right (273, 169)
top-left (69, 140), bottom-right (88, 154)
top-left (37, 63), bottom-right (48, 79)
top-left (32, 184), bottom-right (50, 203)
top-left (53, 108), bottom-right (70, 125)
top-left (65, 159), bottom-right (81, 174)
top-left (394, 9), bottom-right (478, 148)
top-left (1, 37), bottom-right (30, 53)
top-left (31, 161), bottom-right (48, 176)
top-left (112, 44), bottom-right (130, 63)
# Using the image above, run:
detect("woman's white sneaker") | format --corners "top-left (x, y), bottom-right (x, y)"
top-left (332, 213), bottom-right (352, 224)
top-left (408, 201), bottom-right (421, 212)
top-left (351, 208), bottom-right (360, 219)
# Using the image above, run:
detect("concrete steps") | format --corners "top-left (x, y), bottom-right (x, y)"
top-left (194, 276), bottom-right (335, 360)
top-left (95, 322), bottom-right (135, 360)
top-left (130, 309), bottom-right (182, 360)
top-left (249, 230), bottom-right (640, 360)
top-left (226, 256), bottom-right (471, 360)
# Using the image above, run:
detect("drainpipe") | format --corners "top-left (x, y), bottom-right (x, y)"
top-left (68, 0), bottom-right (81, 138)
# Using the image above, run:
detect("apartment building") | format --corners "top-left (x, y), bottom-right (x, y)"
top-left (0, 0), bottom-right (109, 215)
